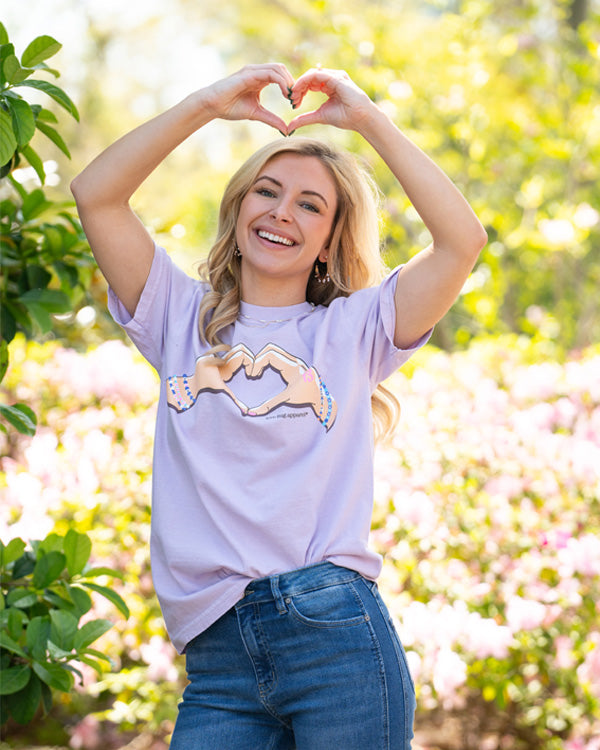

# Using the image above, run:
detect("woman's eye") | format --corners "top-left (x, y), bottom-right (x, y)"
top-left (301, 202), bottom-right (320, 213)
top-left (257, 188), bottom-right (276, 197)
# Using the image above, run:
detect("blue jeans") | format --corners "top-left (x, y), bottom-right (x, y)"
top-left (170, 562), bottom-right (416, 749)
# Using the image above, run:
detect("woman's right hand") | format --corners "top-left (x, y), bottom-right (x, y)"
top-left (199, 63), bottom-right (295, 133)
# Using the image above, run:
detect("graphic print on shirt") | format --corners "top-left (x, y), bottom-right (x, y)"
top-left (165, 342), bottom-right (337, 431)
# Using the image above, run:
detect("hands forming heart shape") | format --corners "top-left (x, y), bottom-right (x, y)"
top-left (208, 63), bottom-right (375, 138)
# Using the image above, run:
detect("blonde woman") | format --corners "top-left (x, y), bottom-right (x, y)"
top-left (71, 63), bottom-right (487, 750)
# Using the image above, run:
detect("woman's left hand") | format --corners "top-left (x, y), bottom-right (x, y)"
top-left (286, 67), bottom-right (376, 133)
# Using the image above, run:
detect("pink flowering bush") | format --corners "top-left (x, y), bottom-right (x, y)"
top-left (1, 333), bottom-right (599, 748)
top-left (372, 336), bottom-right (600, 748)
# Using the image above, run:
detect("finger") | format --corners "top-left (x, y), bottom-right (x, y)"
top-left (286, 108), bottom-right (328, 133)
top-left (251, 103), bottom-right (289, 133)
top-left (290, 68), bottom-right (345, 102)
top-left (242, 62), bottom-right (296, 99)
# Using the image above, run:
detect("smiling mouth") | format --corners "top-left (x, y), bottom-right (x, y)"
top-left (256, 229), bottom-right (296, 246)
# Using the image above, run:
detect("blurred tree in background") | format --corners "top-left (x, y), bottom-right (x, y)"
top-left (24, 0), bottom-right (596, 355)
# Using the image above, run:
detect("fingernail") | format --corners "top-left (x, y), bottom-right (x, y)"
top-left (288, 130), bottom-right (296, 136)
top-left (248, 410), bottom-right (257, 416)
top-left (278, 130), bottom-right (286, 137)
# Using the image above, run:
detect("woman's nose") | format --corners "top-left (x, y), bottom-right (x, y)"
top-left (270, 199), bottom-right (292, 222)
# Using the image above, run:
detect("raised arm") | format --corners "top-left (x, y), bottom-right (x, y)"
top-left (287, 68), bottom-right (488, 349)
top-left (71, 64), bottom-right (294, 317)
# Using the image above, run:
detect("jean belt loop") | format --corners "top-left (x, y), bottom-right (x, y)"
top-left (270, 575), bottom-right (288, 614)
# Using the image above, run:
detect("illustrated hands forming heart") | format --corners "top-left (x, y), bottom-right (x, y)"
top-left (201, 63), bottom-right (375, 136)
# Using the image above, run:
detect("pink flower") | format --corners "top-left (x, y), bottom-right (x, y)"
top-left (433, 647), bottom-right (467, 703)
top-left (69, 714), bottom-right (101, 749)
top-left (139, 635), bottom-right (179, 683)
top-left (506, 596), bottom-right (547, 632)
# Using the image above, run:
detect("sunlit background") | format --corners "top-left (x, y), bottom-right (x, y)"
top-left (2, 1), bottom-right (600, 748)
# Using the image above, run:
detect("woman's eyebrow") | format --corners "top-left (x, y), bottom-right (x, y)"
top-left (254, 175), bottom-right (329, 208)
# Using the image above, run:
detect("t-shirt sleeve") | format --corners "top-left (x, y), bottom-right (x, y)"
top-left (328, 265), bottom-right (432, 387)
top-left (107, 244), bottom-right (199, 372)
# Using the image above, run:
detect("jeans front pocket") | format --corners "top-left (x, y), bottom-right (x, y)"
top-left (288, 580), bottom-right (368, 628)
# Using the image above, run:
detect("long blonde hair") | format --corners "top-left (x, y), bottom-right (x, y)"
top-left (197, 137), bottom-right (400, 440)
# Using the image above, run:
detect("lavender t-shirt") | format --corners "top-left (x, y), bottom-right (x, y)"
top-left (109, 244), bottom-right (429, 653)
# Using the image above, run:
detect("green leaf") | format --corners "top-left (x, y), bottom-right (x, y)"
top-left (7, 607), bottom-right (26, 640)
top-left (26, 616), bottom-right (51, 661)
top-left (6, 98), bottom-right (35, 147)
top-left (21, 188), bottom-right (51, 220)
top-left (33, 550), bottom-right (66, 588)
top-left (0, 109), bottom-right (17, 166)
top-left (0, 303), bottom-right (17, 344)
top-left (49, 609), bottom-right (78, 651)
top-left (0, 340), bottom-right (8, 384)
top-left (3, 53), bottom-right (32, 84)
top-left (66, 585), bottom-right (92, 616)
top-left (34, 118), bottom-right (71, 158)
top-left (0, 403), bottom-right (37, 435)
top-left (82, 647), bottom-right (111, 663)
top-left (32, 660), bottom-right (73, 692)
top-left (0, 666), bottom-right (31, 696)
top-left (74, 619), bottom-right (113, 650)
top-left (76, 655), bottom-right (104, 677)
top-left (20, 143), bottom-right (45, 184)
top-left (47, 639), bottom-right (74, 659)
top-left (6, 673), bottom-right (41, 724)
top-left (82, 566), bottom-right (125, 580)
top-left (0, 23), bottom-right (8, 45)
top-left (0, 632), bottom-right (26, 657)
top-left (38, 532), bottom-right (64, 555)
top-left (20, 288), bottom-right (71, 313)
top-left (64, 530), bottom-right (91, 576)
top-left (0, 537), bottom-right (26, 567)
top-left (13, 79), bottom-right (79, 121)
top-left (36, 107), bottom-right (58, 124)
top-left (81, 582), bottom-right (130, 619)
top-left (11, 552), bottom-right (36, 580)
top-left (21, 36), bottom-right (62, 68)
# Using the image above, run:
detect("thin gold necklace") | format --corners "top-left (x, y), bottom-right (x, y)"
top-left (237, 304), bottom-right (316, 328)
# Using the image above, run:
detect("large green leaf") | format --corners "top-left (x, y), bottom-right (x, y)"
top-left (13, 79), bottom-right (79, 121)
top-left (26, 616), bottom-right (51, 661)
top-left (6, 97), bottom-right (35, 147)
top-left (0, 109), bottom-right (17, 166)
top-left (21, 36), bottom-right (62, 68)
top-left (6, 673), bottom-right (41, 724)
top-left (34, 118), bottom-right (71, 158)
top-left (21, 188), bottom-right (52, 221)
top-left (0, 666), bottom-right (31, 696)
top-left (20, 144), bottom-right (45, 184)
top-left (32, 660), bottom-right (73, 692)
top-left (0, 632), bottom-right (26, 657)
top-left (0, 537), bottom-right (26, 567)
top-left (0, 23), bottom-right (8, 45)
top-left (49, 609), bottom-right (78, 651)
top-left (0, 403), bottom-right (37, 436)
top-left (74, 619), bottom-right (113, 650)
top-left (81, 582), bottom-right (130, 619)
top-left (0, 339), bottom-right (8, 384)
top-left (32, 550), bottom-right (66, 589)
top-left (64, 530), bottom-right (91, 576)
top-left (65, 585), bottom-right (92, 616)
top-left (2, 53), bottom-right (32, 84)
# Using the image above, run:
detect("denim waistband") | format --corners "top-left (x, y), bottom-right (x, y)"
top-left (241, 561), bottom-right (362, 605)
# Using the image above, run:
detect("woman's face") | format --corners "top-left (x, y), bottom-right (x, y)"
top-left (236, 152), bottom-right (338, 305)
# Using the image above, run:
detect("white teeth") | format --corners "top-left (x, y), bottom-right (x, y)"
top-left (257, 230), bottom-right (294, 246)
